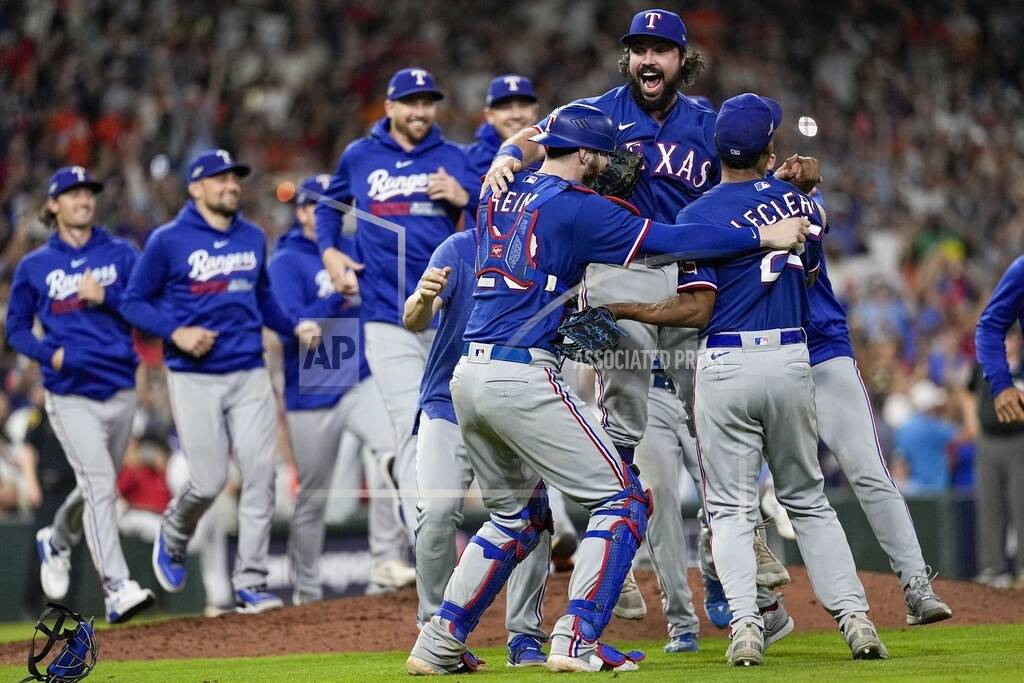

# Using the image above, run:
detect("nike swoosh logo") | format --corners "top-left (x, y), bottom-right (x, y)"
top-left (396, 160), bottom-right (415, 168)
top-left (618, 122), bottom-right (636, 131)
top-left (710, 351), bottom-right (731, 360)
top-left (71, 258), bottom-right (87, 267)
top-left (213, 240), bottom-right (229, 248)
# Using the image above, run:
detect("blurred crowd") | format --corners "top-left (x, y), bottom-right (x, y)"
top-left (0, 1), bottom-right (1023, 580)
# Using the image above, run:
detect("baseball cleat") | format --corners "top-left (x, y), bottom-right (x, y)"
top-left (703, 575), bottom-right (732, 629)
top-left (839, 612), bottom-right (888, 660)
top-left (235, 586), bottom-right (284, 614)
top-left (664, 633), bottom-right (699, 653)
top-left (507, 634), bottom-right (547, 667)
top-left (753, 527), bottom-right (790, 589)
top-left (152, 529), bottom-right (187, 593)
top-left (761, 599), bottom-right (795, 648)
top-left (406, 651), bottom-right (484, 675)
top-left (726, 621), bottom-right (764, 666)
top-left (370, 559), bottom-right (417, 590)
top-left (105, 580), bottom-right (156, 624)
top-left (904, 572), bottom-right (953, 625)
top-left (36, 527), bottom-right (72, 601)
top-left (546, 643), bottom-right (644, 672)
top-left (612, 569), bottom-right (647, 620)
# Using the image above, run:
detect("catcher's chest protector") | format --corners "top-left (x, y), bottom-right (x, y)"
top-left (475, 178), bottom-right (573, 298)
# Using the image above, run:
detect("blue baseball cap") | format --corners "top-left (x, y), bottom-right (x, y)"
top-left (529, 103), bottom-right (616, 154)
top-left (47, 166), bottom-right (103, 198)
top-left (620, 8), bottom-right (687, 48)
top-left (714, 93), bottom-right (783, 161)
top-left (296, 174), bottom-right (332, 206)
top-left (387, 67), bottom-right (444, 101)
top-left (486, 74), bottom-right (537, 106)
top-left (187, 148), bottom-right (250, 182)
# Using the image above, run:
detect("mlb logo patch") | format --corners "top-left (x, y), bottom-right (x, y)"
top-left (754, 335), bottom-right (769, 346)
top-left (490, 244), bottom-right (504, 258)
top-left (755, 181), bottom-right (771, 191)
top-left (524, 175), bottom-right (538, 184)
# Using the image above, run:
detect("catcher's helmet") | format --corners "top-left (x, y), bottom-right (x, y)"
top-left (529, 103), bottom-right (616, 153)
top-left (22, 603), bottom-right (98, 683)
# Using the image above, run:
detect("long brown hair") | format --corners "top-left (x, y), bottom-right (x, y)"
top-left (616, 45), bottom-right (706, 88)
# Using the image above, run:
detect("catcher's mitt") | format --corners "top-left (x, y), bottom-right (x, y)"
top-left (591, 150), bottom-right (643, 199)
top-left (555, 306), bottom-right (628, 365)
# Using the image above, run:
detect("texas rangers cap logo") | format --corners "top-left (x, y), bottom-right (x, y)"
top-left (644, 11), bottom-right (662, 29)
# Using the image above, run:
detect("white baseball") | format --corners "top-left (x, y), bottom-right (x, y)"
top-left (798, 116), bottom-right (818, 137)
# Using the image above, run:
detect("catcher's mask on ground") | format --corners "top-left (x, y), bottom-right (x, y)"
top-left (22, 603), bottom-right (98, 683)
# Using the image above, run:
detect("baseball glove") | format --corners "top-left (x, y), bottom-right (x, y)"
top-left (555, 306), bottom-right (628, 365)
top-left (591, 150), bottom-right (643, 199)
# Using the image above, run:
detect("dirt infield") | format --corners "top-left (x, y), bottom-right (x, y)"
top-left (3, 567), bottom-right (1022, 664)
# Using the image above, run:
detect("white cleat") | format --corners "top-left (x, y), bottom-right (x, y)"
top-left (36, 527), bottom-right (72, 601)
top-left (105, 580), bottom-right (156, 624)
top-left (612, 569), bottom-right (648, 620)
top-left (370, 559), bottom-right (417, 590)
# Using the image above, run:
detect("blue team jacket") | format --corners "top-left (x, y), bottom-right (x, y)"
top-left (977, 255), bottom-right (1024, 396)
top-left (121, 201), bottom-right (297, 374)
top-left (6, 227), bottom-right (139, 400)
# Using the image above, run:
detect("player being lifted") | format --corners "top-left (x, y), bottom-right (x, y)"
top-left (406, 103), bottom-right (809, 674)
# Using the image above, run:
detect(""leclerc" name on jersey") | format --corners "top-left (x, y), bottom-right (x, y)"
top-left (729, 190), bottom-right (816, 229)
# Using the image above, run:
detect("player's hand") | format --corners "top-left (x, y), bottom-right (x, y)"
top-left (417, 266), bottom-right (452, 304)
top-left (171, 326), bottom-right (219, 358)
top-left (774, 155), bottom-right (822, 193)
top-left (427, 167), bottom-right (469, 208)
top-left (758, 217), bottom-right (810, 251)
top-left (994, 387), bottom-right (1024, 423)
top-left (77, 270), bottom-right (105, 305)
top-left (483, 154), bottom-right (522, 198)
top-left (294, 320), bottom-right (322, 348)
top-left (51, 347), bottom-right (65, 371)
top-left (322, 247), bottom-right (363, 295)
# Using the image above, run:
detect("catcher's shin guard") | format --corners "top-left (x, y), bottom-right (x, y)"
top-left (436, 483), bottom-right (553, 642)
top-left (568, 467), bottom-right (652, 642)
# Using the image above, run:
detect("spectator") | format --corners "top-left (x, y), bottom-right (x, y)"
top-left (893, 381), bottom-right (958, 494)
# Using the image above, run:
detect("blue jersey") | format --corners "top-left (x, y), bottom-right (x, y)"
top-left (976, 255), bottom-right (1024, 396)
top-left (6, 227), bottom-right (139, 400)
top-left (542, 87), bottom-right (720, 222)
top-left (268, 225), bottom-right (370, 411)
top-left (676, 177), bottom-right (825, 337)
top-left (314, 118), bottom-right (476, 326)
top-left (463, 172), bottom-right (761, 353)
top-left (417, 230), bottom-right (478, 425)
top-left (803, 189), bottom-right (853, 365)
top-left (121, 201), bottom-right (298, 374)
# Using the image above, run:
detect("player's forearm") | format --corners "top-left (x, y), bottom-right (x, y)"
top-left (403, 292), bottom-right (437, 332)
top-left (504, 126), bottom-right (545, 167)
top-left (120, 294), bottom-right (177, 341)
top-left (639, 221), bottom-right (760, 263)
top-left (606, 293), bottom-right (712, 329)
top-left (6, 327), bottom-right (58, 366)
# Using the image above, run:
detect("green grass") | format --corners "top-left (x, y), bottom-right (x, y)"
top-left (1, 624), bottom-right (1021, 681)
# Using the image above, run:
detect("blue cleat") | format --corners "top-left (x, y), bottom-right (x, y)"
top-left (703, 576), bottom-right (732, 629)
top-left (235, 586), bottom-right (284, 614)
top-left (664, 632), bottom-right (699, 653)
top-left (507, 634), bottom-right (547, 667)
top-left (152, 529), bottom-right (187, 593)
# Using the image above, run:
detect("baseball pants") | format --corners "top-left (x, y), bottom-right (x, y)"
top-left (415, 414), bottom-right (549, 640)
top-left (364, 322), bottom-right (436, 535)
top-left (49, 487), bottom-right (84, 551)
top-left (413, 349), bottom-right (641, 666)
top-left (813, 355), bottom-right (929, 584)
top-left (634, 381), bottom-right (699, 638)
top-left (286, 377), bottom-right (399, 602)
top-left (581, 262), bottom-right (695, 449)
top-left (163, 368), bottom-right (278, 592)
top-left (45, 389), bottom-right (136, 594)
top-left (694, 332), bottom-right (868, 627)
top-left (974, 430), bottom-right (1024, 576)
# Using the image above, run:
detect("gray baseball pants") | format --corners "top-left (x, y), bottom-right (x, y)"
top-left (286, 377), bottom-right (398, 602)
top-left (813, 355), bottom-right (929, 584)
top-left (163, 368), bottom-right (278, 592)
top-left (45, 389), bottom-right (137, 594)
top-left (694, 331), bottom-right (868, 627)
top-left (415, 414), bottom-right (549, 641)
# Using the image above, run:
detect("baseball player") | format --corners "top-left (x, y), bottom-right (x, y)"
top-left (613, 94), bottom-right (885, 665)
top-left (483, 9), bottom-right (798, 606)
top-left (269, 174), bottom-right (413, 604)
top-left (406, 103), bottom-right (809, 674)
top-left (6, 166), bottom-right (155, 624)
top-left (316, 68), bottom-right (477, 532)
top-left (405, 227), bottom-right (550, 667)
top-left (121, 149), bottom-right (320, 613)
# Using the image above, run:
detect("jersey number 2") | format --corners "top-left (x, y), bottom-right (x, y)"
top-left (760, 250), bottom-right (802, 283)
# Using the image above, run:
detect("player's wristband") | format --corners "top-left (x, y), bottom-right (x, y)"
top-left (497, 144), bottom-right (523, 163)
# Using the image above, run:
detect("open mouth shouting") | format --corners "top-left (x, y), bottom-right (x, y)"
top-left (638, 66), bottom-right (664, 98)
